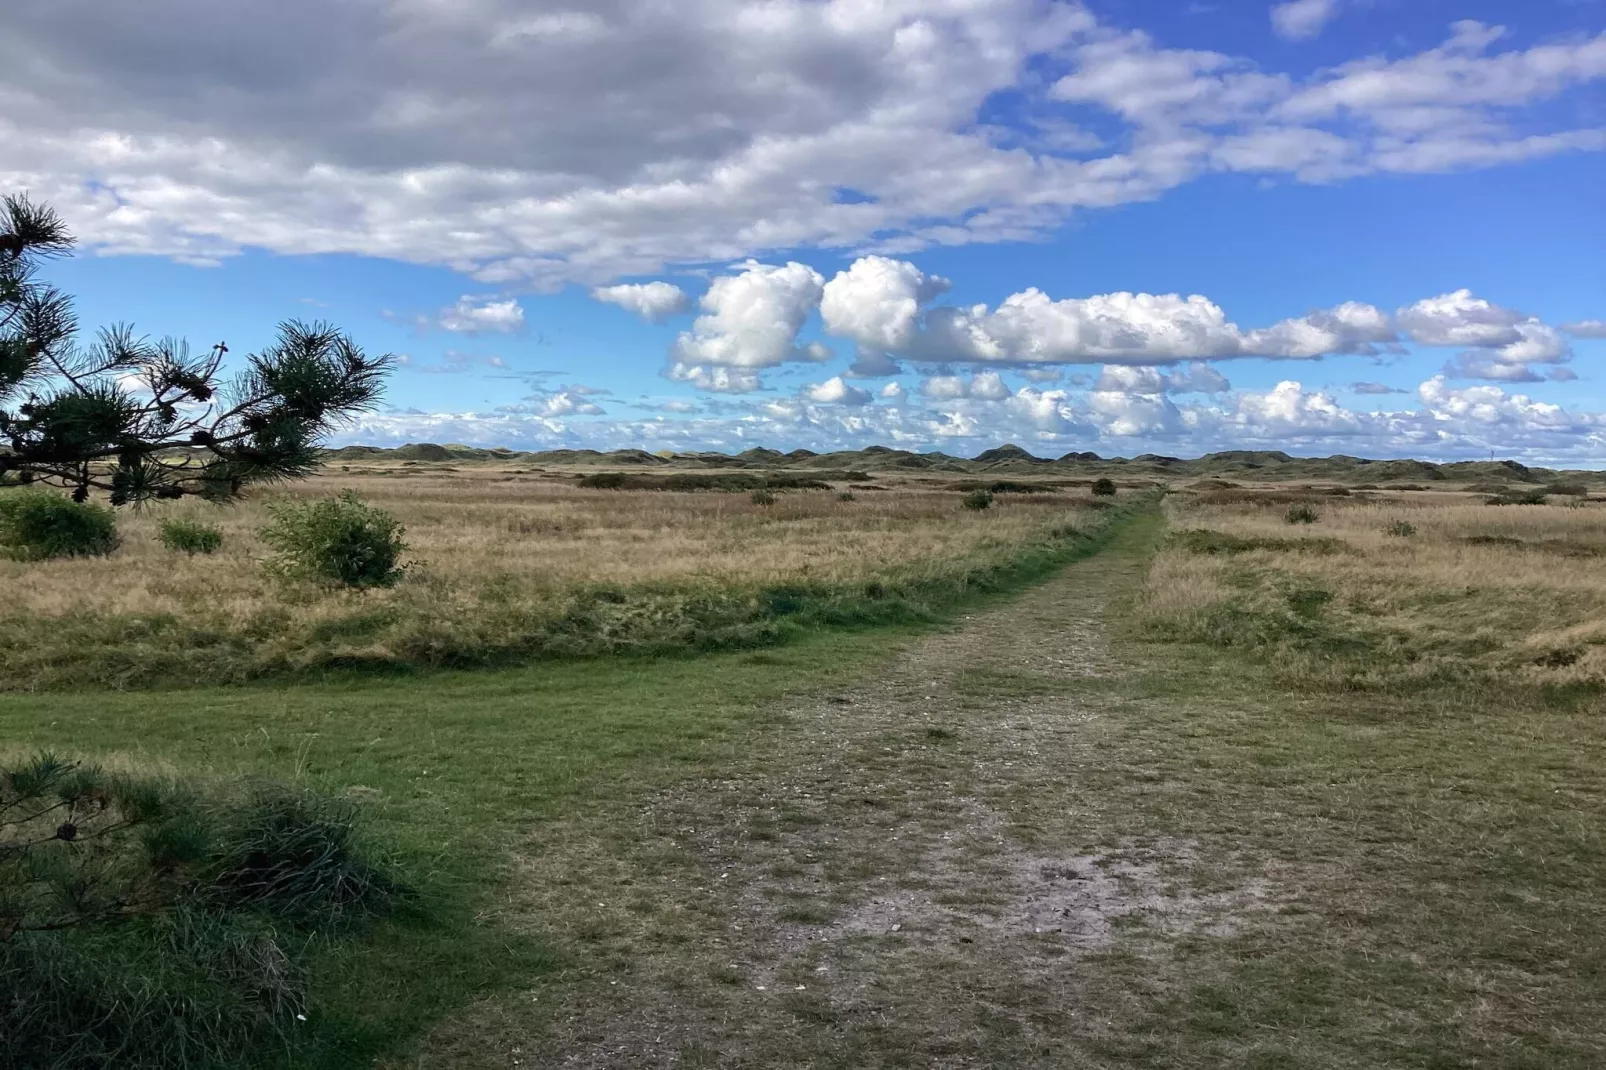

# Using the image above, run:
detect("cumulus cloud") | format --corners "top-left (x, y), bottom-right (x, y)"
top-left (339, 368), bottom-right (1606, 466)
top-left (5, 7), bottom-right (1602, 283)
top-left (1397, 289), bottom-right (1524, 348)
top-left (662, 258), bottom-right (1576, 397)
top-left (820, 255), bottom-right (951, 369)
top-left (1562, 320), bottom-right (1606, 339)
top-left (438, 295), bottom-right (525, 333)
top-left (665, 363), bottom-right (762, 394)
top-left (1400, 291), bottom-right (1573, 381)
top-left (508, 389), bottom-right (606, 417)
top-left (802, 376), bottom-right (872, 406)
top-left (1271, 0), bottom-right (1342, 41)
top-left (592, 281), bottom-right (690, 323)
top-left (920, 372), bottom-right (1010, 400)
top-left (672, 260), bottom-right (825, 371)
top-left (1094, 362), bottom-right (1230, 394)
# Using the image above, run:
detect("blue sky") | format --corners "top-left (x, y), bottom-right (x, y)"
top-left (8, 0), bottom-right (1606, 461)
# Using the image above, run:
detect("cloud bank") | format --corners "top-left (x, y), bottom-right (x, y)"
top-left (5, 6), bottom-right (1603, 282)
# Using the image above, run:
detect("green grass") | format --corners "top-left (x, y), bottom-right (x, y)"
top-left (0, 634), bottom-right (886, 1065)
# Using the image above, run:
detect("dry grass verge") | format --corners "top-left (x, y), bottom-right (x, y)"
top-left (1138, 491), bottom-right (1606, 689)
top-left (0, 465), bottom-right (1111, 690)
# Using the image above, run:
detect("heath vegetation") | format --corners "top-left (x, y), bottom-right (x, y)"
top-left (0, 464), bottom-right (1109, 689)
top-left (1140, 490), bottom-right (1606, 689)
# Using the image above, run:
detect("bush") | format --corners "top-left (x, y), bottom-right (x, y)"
top-left (750, 488), bottom-right (776, 506)
top-left (260, 491), bottom-right (406, 587)
top-left (962, 489), bottom-right (994, 511)
top-left (837, 491), bottom-right (855, 502)
top-left (159, 517), bottom-right (224, 555)
top-left (1, 753), bottom-right (402, 1068)
top-left (1486, 489), bottom-right (1549, 506)
top-left (577, 471), bottom-right (627, 489)
top-left (1385, 519), bottom-right (1417, 537)
top-left (1091, 478), bottom-right (1118, 497)
top-left (0, 490), bottom-right (118, 560)
top-left (1284, 504), bottom-right (1319, 525)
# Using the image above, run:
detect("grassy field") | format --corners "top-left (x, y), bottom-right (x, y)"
top-left (0, 463), bottom-right (1106, 690)
top-left (1140, 489), bottom-right (1606, 688)
top-left (4, 475), bottom-right (1604, 1067)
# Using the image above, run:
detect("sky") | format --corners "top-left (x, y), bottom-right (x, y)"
top-left (6, 0), bottom-right (1606, 462)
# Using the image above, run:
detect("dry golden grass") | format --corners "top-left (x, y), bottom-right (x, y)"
top-left (1139, 490), bottom-right (1606, 687)
top-left (0, 464), bottom-right (1109, 689)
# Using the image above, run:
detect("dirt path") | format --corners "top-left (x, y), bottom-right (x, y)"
top-left (462, 513), bottom-right (1269, 1068)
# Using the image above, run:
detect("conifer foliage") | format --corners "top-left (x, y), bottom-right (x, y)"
top-left (0, 194), bottom-right (391, 506)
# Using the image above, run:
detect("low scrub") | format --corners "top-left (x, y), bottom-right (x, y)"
top-left (962, 489), bottom-right (994, 511)
top-left (0, 490), bottom-right (119, 560)
top-left (1, 753), bottom-right (402, 1068)
top-left (1385, 519), bottom-right (1417, 537)
top-left (261, 491), bottom-right (407, 588)
top-left (1284, 504), bottom-right (1320, 525)
top-left (1091, 478), bottom-right (1118, 497)
top-left (1486, 489), bottom-right (1550, 506)
top-left (750, 488), bottom-right (776, 506)
top-left (159, 517), bottom-right (224, 555)
top-left (1170, 529), bottom-right (1350, 556)
top-left (577, 471), bottom-right (845, 491)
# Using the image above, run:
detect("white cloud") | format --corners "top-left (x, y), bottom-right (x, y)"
top-left (672, 260), bottom-right (825, 371)
top-left (518, 390), bottom-right (605, 417)
top-left (6, 8), bottom-right (1602, 283)
top-left (880, 381), bottom-right (905, 401)
top-left (923, 290), bottom-right (1248, 364)
top-left (919, 372), bottom-right (1010, 400)
top-left (1094, 362), bottom-right (1230, 394)
top-left (665, 362), bottom-right (762, 394)
top-left (438, 295), bottom-right (524, 333)
top-left (340, 370), bottom-right (1606, 466)
top-left (802, 376), bottom-right (872, 406)
top-left (1400, 291), bottom-right (1572, 381)
top-left (592, 281), bottom-right (690, 323)
top-left (1244, 301), bottom-right (1397, 357)
top-left (1397, 289), bottom-right (1524, 347)
top-left (1271, 0), bottom-right (1342, 42)
top-left (820, 255), bottom-right (951, 357)
top-left (1562, 320), bottom-right (1606, 339)
top-left (1351, 381), bottom-right (1408, 395)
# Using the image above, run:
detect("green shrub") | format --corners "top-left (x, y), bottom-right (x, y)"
top-left (1487, 489), bottom-right (1549, 506)
top-left (159, 517), bottom-right (224, 555)
top-left (837, 491), bottom-right (855, 502)
top-left (0, 490), bottom-right (118, 560)
top-left (0, 752), bottom-right (402, 1069)
top-left (962, 489), bottom-right (994, 511)
top-left (1284, 504), bottom-right (1319, 525)
top-left (1091, 478), bottom-right (1118, 497)
top-left (577, 471), bottom-right (627, 489)
top-left (260, 491), bottom-right (406, 587)
top-left (1384, 519), bottom-right (1417, 537)
top-left (750, 488), bottom-right (776, 506)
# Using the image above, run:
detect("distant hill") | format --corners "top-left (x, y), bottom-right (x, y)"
top-left (320, 442), bottom-right (1601, 484)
